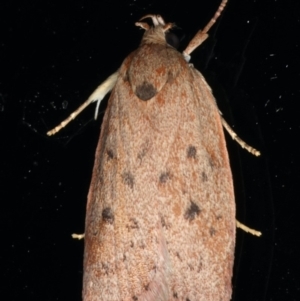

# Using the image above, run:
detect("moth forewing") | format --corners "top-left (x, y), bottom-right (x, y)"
top-left (47, 1), bottom-right (261, 300)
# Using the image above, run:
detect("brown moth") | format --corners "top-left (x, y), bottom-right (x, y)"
top-left (48, 0), bottom-right (261, 300)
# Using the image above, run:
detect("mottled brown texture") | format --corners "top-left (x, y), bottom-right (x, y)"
top-left (83, 5), bottom-right (235, 301)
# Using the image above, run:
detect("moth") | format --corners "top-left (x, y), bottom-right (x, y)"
top-left (48, 0), bottom-right (261, 300)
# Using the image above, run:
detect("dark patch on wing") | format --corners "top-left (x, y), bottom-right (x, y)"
top-left (106, 149), bottom-right (115, 160)
top-left (135, 82), bottom-right (157, 100)
top-left (102, 207), bottom-right (114, 224)
top-left (184, 201), bottom-right (201, 221)
top-left (159, 171), bottom-right (171, 183)
top-left (187, 145), bottom-right (197, 159)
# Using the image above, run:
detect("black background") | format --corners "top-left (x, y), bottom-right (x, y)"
top-left (1, 0), bottom-right (299, 300)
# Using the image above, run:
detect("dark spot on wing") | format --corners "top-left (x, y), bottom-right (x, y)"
top-left (159, 171), bottom-right (171, 183)
top-left (135, 82), bottom-right (157, 100)
top-left (184, 201), bottom-right (201, 221)
top-left (106, 149), bottom-right (114, 160)
top-left (132, 296), bottom-right (138, 301)
top-left (102, 207), bottom-right (114, 224)
top-left (173, 292), bottom-right (178, 298)
top-left (187, 145), bottom-right (197, 159)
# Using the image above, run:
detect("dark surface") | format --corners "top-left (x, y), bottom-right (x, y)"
top-left (1, 0), bottom-right (299, 300)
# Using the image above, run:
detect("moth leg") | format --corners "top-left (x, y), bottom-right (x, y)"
top-left (236, 220), bottom-right (262, 237)
top-left (221, 117), bottom-right (261, 157)
top-left (183, 0), bottom-right (228, 57)
top-left (47, 71), bottom-right (118, 136)
top-left (72, 233), bottom-right (85, 240)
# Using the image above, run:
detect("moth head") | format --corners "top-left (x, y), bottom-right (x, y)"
top-left (136, 15), bottom-right (176, 46)
top-left (136, 15), bottom-right (173, 31)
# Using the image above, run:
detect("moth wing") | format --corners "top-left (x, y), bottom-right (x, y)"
top-left (83, 47), bottom-right (235, 301)
top-left (158, 66), bottom-right (236, 300)
top-left (83, 65), bottom-right (174, 301)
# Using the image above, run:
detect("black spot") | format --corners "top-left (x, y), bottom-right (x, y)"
top-left (159, 171), bottom-right (171, 183)
top-left (122, 172), bottom-right (134, 189)
top-left (210, 227), bottom-right (216, 236)
top-left (132, 296), bottom-right (138, 301)
top-left (186, 298), bottom-right (191, 301)
top-left (201, 171), bottom-right (208, 182)
top-left (173, 292), bottom-right (178, 298)
top-left (184, 201), bottom-right (201, 221)
top-left (187, 145), bottom-right (197, 159)
top-left (102, 207), bottom-right (114, 224)
top-left (106, 149), bottom-right (114, 160)
top-left (144, 283), bottom-right (149, 291)
top-left (135, 82), bottom-right (157, 100)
